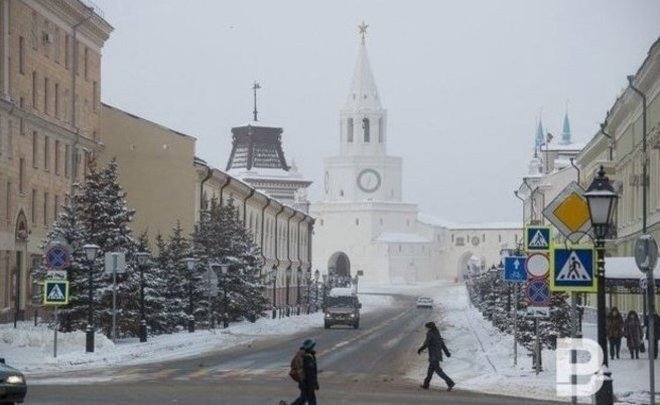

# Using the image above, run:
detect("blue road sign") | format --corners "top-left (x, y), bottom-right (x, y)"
top-left (44, 280), bottom-right (69, 305)
top-left (46, 245), bottom-right (70, 270)
top-left (504, 256), bottom-right (527, 283)
top-left (526, 279), bottom-right (551, 306)
top-left (525, 227), bottom-right (551, 251)
top-left (551, 247), bottom-right (596, 292)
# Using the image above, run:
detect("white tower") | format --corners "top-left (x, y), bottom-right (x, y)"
top-left (324, 23), bottom-right (403, 204)
top-left (312, 23), bottom-right (430, 284)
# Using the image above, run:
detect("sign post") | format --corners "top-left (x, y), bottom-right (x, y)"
top-left (44, 242), bottom-right (71, 358)
top-left (104, 252), bottom-right (126, 343)
top-left (635, 234), bottom-right (659, 405)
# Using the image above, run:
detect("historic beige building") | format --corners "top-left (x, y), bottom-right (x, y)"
top-left (0, 0), bottom-right (112, 322)
top-left (98, 103), bottom-right (198, 241)
top-left (577, 37), bottom-right (660, 256)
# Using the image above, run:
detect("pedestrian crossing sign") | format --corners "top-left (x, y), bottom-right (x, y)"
top-left (525, 226), bottom-right (551, 251)
top-left (44, 280), bottom-right (69, 305)
top-left (550, 246), bottom-right (597, 292)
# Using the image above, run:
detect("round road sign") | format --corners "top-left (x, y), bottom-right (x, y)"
top-left (525, 253), bottom-right (550, 279)
top-left (46, 245), bottom-right (70, 270)
top-left (635, 234), bottom-right (659, 273)
top-left (526, 279), bottom-right (551, 305)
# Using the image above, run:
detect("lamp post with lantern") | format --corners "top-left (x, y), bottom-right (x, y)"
top-left (221, 264), bottom-right (229, 328)
top-left (135, 252), bottom-right (150, 343)
top-left (296, 268), bottom-right (302, 315)
top-left (183, 258), bottom-right (197, 333)
top-left (584, 166), bottom-right (618, 405)
top-left (83, 243), bottom-right (100, 353)
top-left (285, 267), bottom-right (292, 316)
top-left (314, 269), bottom-right (320, 311)
top-left (271, 267), bottom-right (277, 319)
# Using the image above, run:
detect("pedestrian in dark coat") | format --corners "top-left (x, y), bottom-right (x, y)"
top-left (291, 339), bottom-right (319, 405)
top-left (624, 310), bottom-right (643, 359)
top-left (606, 307), bottom-right (624, 359)
top-left (644, 313), bottom-right (660, 359)
top-left (417, 321), bottom-right (455, 391)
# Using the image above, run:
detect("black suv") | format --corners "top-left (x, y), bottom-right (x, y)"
top-left (0, 358), bottom-right (26, 404)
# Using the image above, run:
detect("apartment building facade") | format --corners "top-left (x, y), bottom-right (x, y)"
top-left (0, 0), bottom-right (112, 321)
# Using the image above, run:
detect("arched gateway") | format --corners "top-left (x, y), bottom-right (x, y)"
top-left (328, 252), bottom-right (351, 278)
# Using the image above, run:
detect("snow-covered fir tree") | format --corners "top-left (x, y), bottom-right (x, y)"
top-left (192, 198), bottom-right (267, 326)
top-left (135, 231), bottom-right (169, 335)
top-left (34, 194), bottom-right (87, 332)
top-left (156, 222), bottom-right (193, 332)
top-left (74, 158), bottom-right (139, 337)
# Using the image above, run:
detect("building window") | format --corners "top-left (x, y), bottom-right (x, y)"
top-left (347, 118), bottom-right (353, 143)
top-left (64, 144), bottom-right (70, 177)
top-left (19, 98), bottom-right (25, 135)
top-left (53, 195), bottom-right (59, 219)
top-left (54, 140), bottom-right (60, 175)
top-left (32, 131), bottom-right (38, 168)
top-left (84, 47), bottom-right (89, 80)
top-left (482, 234), bottom-right (486, 242)
top-left (406, 219), bottom-right (410, 226)
top-left (5, 182), bottom-right (11, 220)
top-left (75, 41), bottom-right (80, 76)
top-left (7, 120), bottom-right (12, 159)
top-left (362, 118), bottom-right (370, 142)
top-left (498, 234), bottom-right (502, 243)
top-left (54, 28), bottom-right (61, 63)
top-left (31, 189), bottom-right (37, 223)
top-left (31, 12), bottom-right (38, 50)
top-left (18, 158), bottom-right (24, 193)
top-left (19, 37), bottom-right (25, 74)
top-left (378, 117), bottom-right (383, 143)
top-left (44, 135), bottom-right (49, 171)
top-left (340, 189), bottom-right (344, 197)
top-left (355, 218), bottom-right (359, 226)
top-left (456, 237), bottom-right (465, 246)
top-left (64, 34), bottom-right (70, 69)
top-left (380, 218), bottom-right (383, 225)
top-left (44, 77), bottom-right (49, 114)
top-left (92, 81), bottom-right (98, 112)
top-left (54, 83), bottom-right (59, 117)
top-left (32, 71), bottom-right (37, 109)
top-left (43, 191), bottom-right (48, 225)
top-left (0, 116), bottom-right (3, 156)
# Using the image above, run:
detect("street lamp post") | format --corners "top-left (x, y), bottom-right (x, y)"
top-left (82, 244), bottom-right (100, 353)
top-left (305, 269), bottom-right (311, 314)
top-left (296, 268), bottom-right (302, 315)
top-left (285, 267), bottom-right (292, 317)
top-left (183, 258), bottom-right (197, 333)
top-left (135, 252), bottom-right (150, 343)
top-left (584, 166), bottom-right (618, 405)
top-left (271, 267), bottom-right (277, 319)
top-left (221, 264), bottom-right (229, 328)
top-left (322, 274), bottom-right (328, 309)
top-left (314, 269), bottom-right (320, 311)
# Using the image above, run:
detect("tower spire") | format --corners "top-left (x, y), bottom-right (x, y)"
top-left (560, 101), bottom-right (572, 145)
top-left (345, 22), bottom-right (381, 110)
top-left (252, 81), bottom-right (261, 122)
top-left (358, 21), bottom-right (368, 44)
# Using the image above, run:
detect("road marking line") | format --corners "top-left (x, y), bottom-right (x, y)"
top-left (188, 368), bottom-right (213, 378)
top-left (151, 369), bottom-right (177, 379)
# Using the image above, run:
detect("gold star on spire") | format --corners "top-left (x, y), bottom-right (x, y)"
top-left (358, 21), bottom-right (368, 44)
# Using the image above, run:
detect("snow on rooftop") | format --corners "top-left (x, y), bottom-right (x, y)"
top-left (228, 167), bottom-right (306, 180)
top-left (235, 121), bottom-right (282, 128)
top-left (417, 213), bottom-right (454, 228)
top-left (417, 213), bottom-right (520, 230)
top-left (605, 256), bottom-right (660, 279)
top-left (374, 232), bottom-right (431, 243)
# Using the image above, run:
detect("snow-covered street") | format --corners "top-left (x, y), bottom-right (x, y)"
top-left (6, 281), bottom-right (658, 404)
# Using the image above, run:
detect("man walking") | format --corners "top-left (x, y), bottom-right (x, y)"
top-left (417, 321), bottom-right (455, 391)
top-left (291, 338), bottom-right (319, 405)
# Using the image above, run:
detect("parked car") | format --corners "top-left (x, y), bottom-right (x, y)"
top-left (416, 296), bottom-right (434, 308)
top-left (0, 358), bottom-right (26, 404)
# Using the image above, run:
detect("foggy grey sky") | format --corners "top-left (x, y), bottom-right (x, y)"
top-left (93, 0), bottom-right (660, 224)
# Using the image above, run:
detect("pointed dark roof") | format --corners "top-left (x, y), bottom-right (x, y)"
top-left (225, 123), bottom-right (289, 171)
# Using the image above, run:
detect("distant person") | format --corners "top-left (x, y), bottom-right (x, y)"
top-left (290, 338), bottom-right (319, 405)
top-left (644, 313), bottom-right (660, 359)
top-left (606, 307), bottom-right (624, 359)
top-left (624, 310), bottom-right (643, 359)
top-left (417, 321), bottom-right (455, 391)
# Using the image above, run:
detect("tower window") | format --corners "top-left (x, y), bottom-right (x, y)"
top-left (362, 118), bottom-right (370, 142)
top-left (378, 117), bottom-right (383, 143)
top-left (355, 218), bottom-right (359, 226)
top-left (347, 118), bottom-right (354, 143)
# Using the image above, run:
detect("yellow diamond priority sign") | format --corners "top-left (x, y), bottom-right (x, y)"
top-left (543, 181), bottom-right (592, 244)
